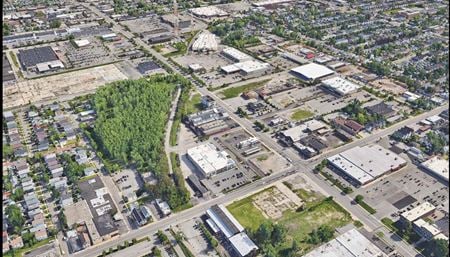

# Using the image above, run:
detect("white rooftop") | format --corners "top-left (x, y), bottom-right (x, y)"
top-left (304, 228), bottom-right (387, 257)
top-left (420, 156), bottom-right (449, 182)
top-left (328, 144), bottom-right (407, 185)
top-left (187, 143), bottom-right (235, 175)
top-left (74, 39), bottom-right (90, 47)
top-left (414, 219), bottom-right (441, 237)
top-left (281, 120), bottom-right (327, 142)
top-left (425, 115), bottom-right (443, 124)
top-left (291, 63), bottom-right (334, 80)
top-left (253, 0), bottom-right (294, 7)
top-left (206, 204), bottom-right (244, 238)
top-left (222, 47), bottom-right (252, 62)
top-left (229, 232), bottom-right (258, 256)
top-left (192, 30), bottom-right (218, 52)
top-left (232, 60), bottom-right (270, 73)
top-left (190, 6), bottom-right (228, 17)
top-left (401, 202), bottom-right (436, 222)
top-left (322, 77), bottom-right (361, 95)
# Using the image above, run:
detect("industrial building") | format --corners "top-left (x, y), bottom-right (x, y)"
top-left (206, 204), bottom-right (258, 257)
top-left (17, 46), bottom-right (64, 73)
top-left (290, 63), bottom-right (334, 82)
top-left (161, 14), bottom-right (192, 29)
top-left (221, 60), bottom-right (270, 77)
top-left (184, 107), bottom-right (231, 136)
top-left (327, 144), bottom-right (407, 186)
top-left (278, 120), bottom-right (328, 146)
top-left (192, 30), bottom-right (218, 52)
top-left (321, 76), bottom-right (361, 96)
top-left (190, 6), bottom-right (228, 18)
top-left (365, 102), bottom-right (396, 118)
top-left (74, 39), bottom-right (90, 47)
top-left (222, 47), bottom-right (252, 63)
top-left (420, 156), bottom-right (449, 182)
top-left (187, 143), bottom-right (236, 178)
top-left (400, 202), bottom-right (436, 223)
top-left (304, 228), bottom-right (387, 257)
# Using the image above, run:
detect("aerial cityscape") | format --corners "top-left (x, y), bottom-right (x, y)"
top-left (2, 0), bottom-right (449, 257)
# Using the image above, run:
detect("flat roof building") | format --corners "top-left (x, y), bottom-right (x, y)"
top-left (190, 6), bottom-right (228, 18)
top-left (322, 77), bottom-right (360, 96)
top-left (401, 202), bottom-right (436, 223)
top-left (187, 143), bottom-right (236, 178)
top-left (206, 204), bottom-right (244, 238)
top-left (327, 144), bottom-right (407, 185)
top-left (222, 47), bottom-right (252, 63)
top-left (221, 60), bottom-right (270, 77)
top-left (304, 229), bottom-right (387, 257)
top-left (229, 232), bottom-right (258, 257)
top-left (420, 156), bottom-right (449, 182)
top-left (192, 30), bottom-right (218, 52)
top-left (290, 63), bottom-right (334, 82)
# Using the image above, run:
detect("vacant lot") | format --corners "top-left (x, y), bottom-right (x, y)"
top-left (290, 109), bottom-right (314, 121)
top-left (227, 194), bottom-right (267, 232)
top-left (219, 79), bottom-right (271, 99)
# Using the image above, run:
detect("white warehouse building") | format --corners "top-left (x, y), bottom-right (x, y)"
top-left (327, 144), bottom-right (407, 185)
top-left (322, 76), bottom-right (361, 96)
top-left (187, 143), bottom-right (236, 178)
top-left (192, 30), bottom-right (218, 52)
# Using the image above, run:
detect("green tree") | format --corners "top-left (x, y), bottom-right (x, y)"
top-left (355, 195), bottom-right (364, 203)
top-left (5, 205), bottom-right (25, 233)
top-left (271, 223), bottom-right (286, 246)
top-left (255, 221), bottom-right (274, 244)
top-left (3, 144), bottom-right (14, 159)
top-left (317, 225), bottom-right (334, 242)
top-left (157, 230), bottom-right (169, 245)
top-left (11, 188), bottom-right (24, 202)
top-left (50, 20), bottom-right (62, 28)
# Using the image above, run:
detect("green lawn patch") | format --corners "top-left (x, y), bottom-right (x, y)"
top-left (280, 199), bottom-right (352, 244)
top-left (185, 93), bottom-right (202, 115)
top-left (220, 79), bottom-right (271, 99)
top-left (290, 109), bottom-right (314, 121)
top-left (227, 192), bottom-right (268, 232)
top-left (5, 237), bottom-right (53, 257)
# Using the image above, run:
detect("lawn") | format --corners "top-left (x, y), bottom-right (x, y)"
top-left (290, 109), bottom-right (314, 121)
top-left (185, 93), bottom-right (202, 114)
top-left (227, 194), bottom-right (267, 232)
top-left (220, 79), bottom-right (271, 99)
top-left (280, 199), bottom-right (352, 244)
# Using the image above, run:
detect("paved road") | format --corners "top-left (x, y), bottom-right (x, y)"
top-left (73, 103), bottom-right (447, 257)
top-left (72, 4), bottom-right (449, 257)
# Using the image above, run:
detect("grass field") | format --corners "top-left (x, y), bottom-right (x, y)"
top-left (185, 93), bottom-right (202, 114)
top-left (280, 199), bottom-right (352, 244)
top-left (290, 109), bottom-right (314, 121)
top-left (227, 194), bottom-right (267, 232)
top-left (220, 79), bottom-right (271, 99)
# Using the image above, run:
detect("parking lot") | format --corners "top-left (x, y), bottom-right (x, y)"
top-left (177, 219), bottom-right (219, 257)
top-left (355, 156), bottom-right (449, 220)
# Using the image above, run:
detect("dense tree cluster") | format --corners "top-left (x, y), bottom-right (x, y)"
top-left (90, 75), bottom-right (191, 209)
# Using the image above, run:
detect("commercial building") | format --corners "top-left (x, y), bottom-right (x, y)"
top-left (222, 47), bottom-right (252, 63)
top-left (304, 228), bottom-right (387, 257)
top-left (252, 0), bottom-right (295, 7)
top-left (420, 156), bottom-right (449, 182)
top-left (221, 60), bottom-right (270, 77)
top-left (155, 199), bottom-right (171, 216)
top-left (161, 14), bottom-right (191, 28)
top-left (18, 46), bottom-right (64, 73)
top-left (321, 77), bottom-right (361, 96)
top-left (331, 116), bottom-right (364, 136)
top-left (413, 219), bottom-right (443, 241)
top-left (74, 39), bottom-right (90, 47)
top-left (400, 202), bottom-right (436, 223)
top-left (206, 204), bottom-right (258, 256)
top-left (187, 143), bottom-right (236, 178)
top-left (365, 102), bottom-right (396, 118)
top-left (185, 107), bottom-right (231, 136)
top-left (327, 144), bottom-right (407, 185)
top-left (278, 120), bottom-right (328, 146)
top-left (290, 63), bottom-right (334, 82)
top-left (190, 6), bottom-right (228, 18)
top-left (192, 30), bottom-right (218, 52)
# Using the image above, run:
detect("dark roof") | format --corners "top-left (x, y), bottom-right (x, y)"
top-left (210, 205), bottom-right (241, 236)
top-left (300, 135), bottom-right (327, 151)
top-left (67, 236), bottom-right (82, 253)
top-left (187, 174), bottom-right (208, 195)
top-left (18, 46), bottom-right (59, 69)
top-left (131, 208), bottom-right (146, 225)
top-left (3, 53), bottom-right (15, 82)
top-left (92, 214), bottom-right (118, 236)
top-left (395, 126), bottom-right (414, 136)
top-left (137, 61), bottom-right (160, 74)
top-left (365, 102), bottom-right (394, 116)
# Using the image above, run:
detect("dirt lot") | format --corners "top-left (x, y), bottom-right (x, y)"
top-left (3, 64), bottom-right (128, 109)
top-left (370, 78), bottom-right (408, 95)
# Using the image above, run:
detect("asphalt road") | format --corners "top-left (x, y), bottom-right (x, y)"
top-left (72, 5), bottom-right (448, 257)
